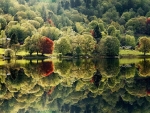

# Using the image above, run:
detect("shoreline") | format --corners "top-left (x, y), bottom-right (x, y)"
top-left (1, 54), bottom-right (150, 60)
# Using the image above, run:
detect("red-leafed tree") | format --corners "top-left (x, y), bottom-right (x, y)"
top-left (146, 17), bottom-right (150, 35)
top-left (39, 61), bottom-right (54, 77)
top-left (40, 36), bottom-right (54, 55)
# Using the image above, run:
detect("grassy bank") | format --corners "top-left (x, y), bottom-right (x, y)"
top-left (119, 49), bottom-right (150, 58)
top-left (1, 48), bottom-right (150, 59)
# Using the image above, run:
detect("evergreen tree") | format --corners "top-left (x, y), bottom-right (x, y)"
top-left (75, 0), bottom-right (81, 7)
top-left (84, 0), bottom-right (91, 8)
top-left (92, 0), bottom-right (98, 7)
top-left (41, 6), bottom-right (47, 22)
top-left (93, 25), bottom-right (102, 43)
top-left (70, 0), bottom-right (75, 8)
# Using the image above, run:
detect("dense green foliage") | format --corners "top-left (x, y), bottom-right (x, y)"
top-left (1, 0), bottom-right (150, 57)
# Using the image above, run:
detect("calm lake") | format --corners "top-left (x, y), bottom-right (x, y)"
top-left (0, 58), bottom-right (150, 113)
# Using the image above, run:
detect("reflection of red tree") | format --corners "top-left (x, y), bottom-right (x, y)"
top-left (39, 61), bottom-right (54, 77)
top-left (47, 86), bottom-right (55, 95)
top-left (90, 79), bottom-right (94, 83)
top-left (146, 89), bottom-right (150, 96)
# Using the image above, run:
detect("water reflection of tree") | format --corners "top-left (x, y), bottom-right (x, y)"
top-left (95, 59), bottom-right (120, 77)
top-left (1, 59), bottom-right (150, 112)
top-left (136, 60), bottom-right (150, 77)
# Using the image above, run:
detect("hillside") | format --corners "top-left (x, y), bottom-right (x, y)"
top-left (0, 0), bottom-right (150, 57)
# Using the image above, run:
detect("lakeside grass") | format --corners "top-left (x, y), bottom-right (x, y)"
top-left (119, 49), bottom-right (150, 55)
top-left (1, 48), bottom-right (150, 66)
top-left (1, 48), bottom-right (148, 56)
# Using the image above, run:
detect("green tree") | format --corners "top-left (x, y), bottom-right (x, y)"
top-left (11, 43), bottom-right (20, 56)
top-left (84, 0), bottom-right (91, 8)
top-left (26, 10), bottom-right (37, 20)
top-left (120, 35), bottom-right (136, 48)
top-left (0, 16), bottom-right (7, 30)
top-left (0, 30), bottom-right (7, 48)
top-left (28, 20), bottom-right (40, 29)
top-left (17, 0), bottom-right (26, 4)
top-left (55, 36), bottom-right (72, 56)
top-left (34, 17), bottom-right (44, 26)
top-left (93, 25), bottom-right (102, 42)
top-left (21, 21), bottom-right (36, 38)
top-left (7, 24), bottom-right (26, 46)
top-left (82, 34), bottom-right (96, 55)
top-left (107, 25), bottom-right (116, 36)
top-left (71, 34), bottom-right (96, 56)
top-left (138, 36), bottom-right (150, 56)
top-left (31, 33), bottom-right (42, 55)
top-left (0, 0), bottom-right (12, 14)
top-left (23, 36), bottom-right (35, 55)
top-left (41, 5), bottom-right (47, 22)
top-left (39, 26), bottom-right (61, 40)
top-left (125, 16), bottom-right (147, 34)
top-left (98, 36), bottom-right (120, 56)
top-left (76, 0), bottom-right (82, 7)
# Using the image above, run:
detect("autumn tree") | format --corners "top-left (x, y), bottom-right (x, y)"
top-left (137, 36), bottom-right (150, 56)
top-left (146, 17), bottom-right (150, 35)
top-left (40, 36), bottom-right (54, 55)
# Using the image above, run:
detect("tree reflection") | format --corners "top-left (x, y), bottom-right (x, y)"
top-left (136, 60), bottom-right (150, 77)
top-left (39, 61), bottom-right (54, 77)
top-left (95, 59), bottom-right (120, 77)
top-left (91, 69), bottom-right (102, 87)
top-left (0, 59), bottom-right (150, 112)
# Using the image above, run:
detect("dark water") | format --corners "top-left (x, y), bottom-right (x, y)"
top-left (0, 58), bottom-right (150, 113)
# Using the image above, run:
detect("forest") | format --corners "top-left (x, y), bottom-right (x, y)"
top-left (1, 0), bottom-right (150, 57)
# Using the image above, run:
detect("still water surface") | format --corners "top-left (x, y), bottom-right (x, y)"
top-left (0, 58), bottom-right (150, 113)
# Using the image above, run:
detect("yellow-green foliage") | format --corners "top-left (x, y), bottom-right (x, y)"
top-left (2, 14), bottom-right (13, 23)
top-left (39, 26), bottom-right (62, 40)
top-left (34, 17), bottom-right (44, 26)
top-left (75, 22), bottom-right (85, 33)
top-left (28, 20), bottom-right (40, 29)
top-left (16, 11), bottom-right (27, 20)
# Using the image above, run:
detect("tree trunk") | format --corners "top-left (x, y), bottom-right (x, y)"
top-left (144, 51), bottom-right (146, 56)
top-left (37, 51), bottom-right (38, 56)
